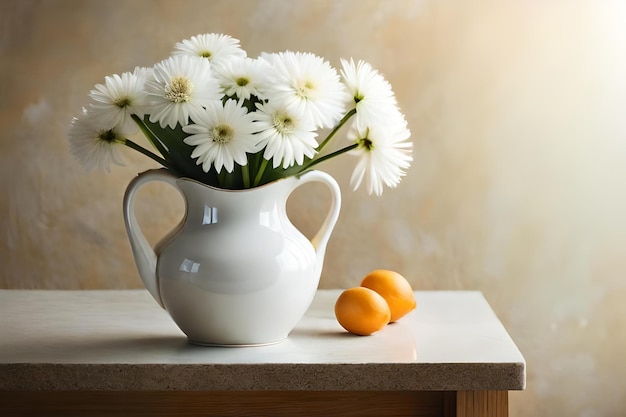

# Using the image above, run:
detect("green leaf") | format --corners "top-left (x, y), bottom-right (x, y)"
top-left (142, 117), bottom-right (221, 187)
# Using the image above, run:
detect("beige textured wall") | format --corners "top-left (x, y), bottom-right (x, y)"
top-left (2, 0), bottom-right (626, 415)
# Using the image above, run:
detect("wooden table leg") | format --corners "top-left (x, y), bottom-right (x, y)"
top-left (456, 391), bottom-right (508, 417)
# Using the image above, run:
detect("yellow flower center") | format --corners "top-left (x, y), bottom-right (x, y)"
top-left (98, 129), bottom-right (121, 144)
top-left (273, 113), bottom-right (296, 135)
top-left (114, 97), bottom-right (132, 108)
top-left (358, 137), bottom-right (374, 151)
top-left (165, 76), bottom-right (193, 103)
top-left (295, 79), bottom-right (315, 99)
top-left (212, 124), bottom-right (234, 143)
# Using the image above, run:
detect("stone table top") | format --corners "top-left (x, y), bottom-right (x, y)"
top-left (0, 289), bottom-right (525, 391)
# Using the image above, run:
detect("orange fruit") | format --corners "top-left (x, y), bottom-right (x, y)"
top-left (360, 269), bottom-right (416, 322)
top-left (334, 287), bottom-right (391, 336)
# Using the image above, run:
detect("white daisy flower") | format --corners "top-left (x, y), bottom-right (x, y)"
top-left (133, 65), bottom-right (153, 80)
top-left (340, 58), bottom-right (400, 131)
top-left (348, 118), bottom-right (413, 196)
top-left (214, 57), bottom-right (269, 101)
top-left (261, 51), bottom-right (348, 129)
top-left (144, 55), bottom-right (222, 129)
top-left (68, 108), bottom-right (129, 173)
top-left (182, 100), bottom-right (260, 173)
top-left (254, 101), bottom-right (318, 169)
top-left (172, 33), bottom-right (246, 67)
top-left (88, 71), bottom-right (148, 132)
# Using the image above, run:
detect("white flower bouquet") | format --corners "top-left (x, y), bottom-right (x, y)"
top-left (69, 33), bottom-right (412, 195)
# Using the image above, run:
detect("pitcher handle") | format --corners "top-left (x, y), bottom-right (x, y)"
top-left (123, 168), bottom-right (180, 308)
top-left (292, 170), bottom-right (342, 254)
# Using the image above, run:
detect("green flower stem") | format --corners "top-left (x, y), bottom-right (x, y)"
top-left (123, 139), bottom-right (173, 169)
top-left (241, 163), bottom-right (251, 188)
top-left (131, 114), bottom-right (170, 160)
top-left (253, 158), bottom-right (269, 187)
top-left (299, 143), bottom-right (359, 173)
top-left (316, 108), bottom-right (357, 153)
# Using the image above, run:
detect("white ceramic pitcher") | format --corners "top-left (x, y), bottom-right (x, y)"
top-left (123, 169), bottom-right (341, 346)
